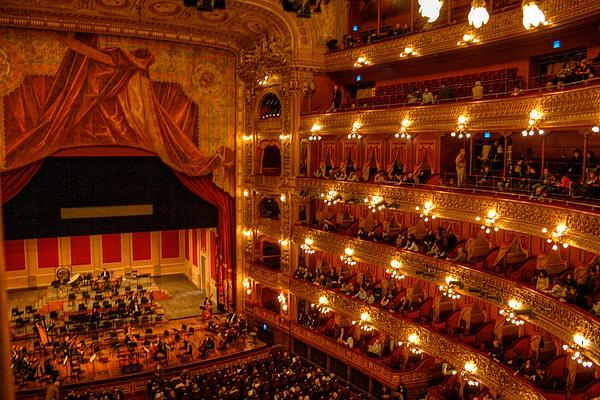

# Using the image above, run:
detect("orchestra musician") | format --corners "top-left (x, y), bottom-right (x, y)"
top-left (201, 295), bottom-right (213, 321)
top-left (100, 268), bottom-right (111, 281)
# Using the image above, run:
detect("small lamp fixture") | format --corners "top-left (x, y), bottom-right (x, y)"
top-left (418, 0), bottom-right (443, 23)
top-left (348, 121), bottom-right (362, 140)
top-left (242, 228), bottom-right (253, 238)
top-left (457, 32), bottom-right (480, 46)
top-left (279, 133), bottom-right (290, 141)
top-left (498, 299), bottom-right (526, 326)
top-left (309, 123), bottom-right (322, 141)
top-left (563, 334), bottom-right (593, 368)
top-left (522, 0), bottom-right (547, 30)
top-left (386, 259), bottom-right (406, 280)
top-left (320, 190), bottom-right (341, 206)
top-left (279, 194), bottom-right (287, 203)
top-left (243, 189), bottom-right (250, 197)
top-left (451, 115), bottom-right (470, 139)
top-left (399, 46), bottom-right (418, 58)
top-left (542, 224), bottom-right (568, 250)
top-left (277, 292), bottom-right (288, 312)
top-left (352, 312), bottom-right (373, 332)
top-left (278, 238), bottom-right (289, 247)
top-left (395, 118), bottom-right (412, 139)
top-left (468, 0), bottom-right (489, 29)
top-left (439, 277), bottom-right (462, 300)
top-left (242, 278), bottom-right (252, 295)
top-left (340, 247), bottom-right (357, 266)
top-left (522, 109), bottom-right (544, 136)
top-left (475, 210), bottom-right (499, 233)
top-left (353, 56), bottom-right (371, 68)
top-left (592, 125), bottom-right (599, 134)
top-left (416, 201), bottom-right (436, 222)
top-left (364, 195), bottom-right (386, 212)
top-left (311, 296), bottom-right (331, 314)
top-left (301, 237), bottom-right (315, 254)
top-left (258, 74), bottom-right (270, 86)
top-left (243, 134), bottom-right (253, 141)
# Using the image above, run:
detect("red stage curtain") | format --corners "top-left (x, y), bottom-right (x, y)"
top-left (2, 33), bottom-right (232, 175)
top-left (174, 172), bottom-right (234, 305)
top-left (0, 160), bottom-right (43, 204)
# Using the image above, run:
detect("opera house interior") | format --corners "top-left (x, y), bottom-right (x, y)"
top-left (0, 0), bottom-right (599, 399)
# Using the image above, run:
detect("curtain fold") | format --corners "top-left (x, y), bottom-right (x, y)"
top-left (173, 172), bottom-right (234, 308)
top-left (0, 160), bottom-right (43, 204)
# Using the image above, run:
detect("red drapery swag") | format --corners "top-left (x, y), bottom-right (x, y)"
top-left (2, 33), bottom-right (232, 175)
top-left (174, 172), bottom-right (235, 308)
top-left (0, 160), bottom-right (43, 204)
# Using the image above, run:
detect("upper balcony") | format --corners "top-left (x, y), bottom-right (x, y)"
top-left (325, 0), bottom-right (600, 72)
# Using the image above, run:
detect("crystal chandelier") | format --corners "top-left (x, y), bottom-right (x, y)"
top-left (498, 300), bottom-right (526, 326)
top-left (348, 121), bottom-right (362, 140)
top-left (468, 0), bottom-right (489, 29)
top-left (451, 115), bottom-right (470, 139)
top-left (416, 201), bottom-right (436, 222)
top-left (522, 109), bottom-right (544, 136)
top-left (419, 0), bottom-right (443, 23)
top-left (522, 0), bottom-right (547, 30)
top-left (542, 224), bottom-right (568, 251)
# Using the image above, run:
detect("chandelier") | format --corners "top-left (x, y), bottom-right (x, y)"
top-left (301, 237), bottom-right (315, 254)
top-left (439, 277), bottom-right (462, 300)
top-left (522, 0), bottom-right (547, 30)
top-left (542, 224), bottom-right (568, 251)
top-left (364, 195), bottom-right (386, 212)
top-left (353, 56), bottom-right (371, 68)
top-left (457, 32), bottom-right (480, 46)
top-left (563, 334), bottom-right (593, 368)
top-left (399, 333), bottom-right (422, 354)
top-left (348, 121), bottom-right (362, 140)
top-left (416, 201), bottom-right (436, 222)
top-left (320, 190), bottom-right (341, 206)
top-left (498, 300), bottom-right (526, 326)
top-left (462, 361), bottom-right (480, 387)
top-left (386, 259), bottom-right (406, 280)
top-left (311, 296), bottom-right (331, 314)
top-left (352, 312), bottom-right (373, 332)
top-left (419, 0), bottom-right (443, 23)
top-left (468, 0), bottom-right (489, 28)
top-left (399, 46), bottom-right (418, 58)
top-left (450, 115), bottom-right (470, 139)
top-left (522, 109), bottom-right (544, 136)
top-left (309, 123), bottom-right (322, 141)
top-left (395, 118), bottom-right (412, 139)
top-left (242, 278), bottom-right (252, 295)
top-left (475, 210), bottom-right (499, 233)
top-left (340, 247), bottom-right (357, 266)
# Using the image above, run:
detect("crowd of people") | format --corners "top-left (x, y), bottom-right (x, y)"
top-left (63, 388), bottom-right (126, 400)
top-left (340, 23), bottom-right (412, 50)
top-left (546, 59), bottom-right (596, 89)
top-left (147, 351), bottom-right (367, 400)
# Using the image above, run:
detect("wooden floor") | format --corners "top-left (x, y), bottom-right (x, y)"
top-left (9, 274), bottom-right (265, 391)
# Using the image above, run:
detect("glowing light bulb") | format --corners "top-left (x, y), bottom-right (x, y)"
top-left (522, 0), bottom-right (546, 30)
top-left (468, 0), bottom-right (489, 29)
top-left (419, 0), bottom-right (443, 23)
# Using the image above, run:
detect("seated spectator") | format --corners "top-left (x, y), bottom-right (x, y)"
top-left (449, 247), bottom-right (467, 263)
top-left (536, 270), bottom-right (550, 291)
top-left (567, 149), bottom-right (583, 180)
top-left (407, 88), bottom-right (421, 103)
top-left (438, 83), bottom-right (452, 101)
top-left (472, 81), bottom-right (484, 100)
top-left (421, 88), bottom-right (434, 104)
top-left (347, 170), bottom-right (360, 181)
top-left (367, 338), bottom-right (383, 357)
top-left (353, 287), bottom-right (368, 301)
top-left (403, 235), bottom-right (419, 252)
top-left (477, 165), bottom-right (492, 186)
top-left (562, 272), bottom-right (577, 289)
top-left (575, 59), bottom-right (596, 81)
top-left (490, 340), bottom-right (504, 362)
top-left (550, 277), bottom-right (567, 299)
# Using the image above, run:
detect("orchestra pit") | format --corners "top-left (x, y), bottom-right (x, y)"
top-left (0, 1), bottom-right (600, 400)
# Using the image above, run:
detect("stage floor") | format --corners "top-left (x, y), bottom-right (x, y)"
top-left (9, 274), bottom-right (263, 391)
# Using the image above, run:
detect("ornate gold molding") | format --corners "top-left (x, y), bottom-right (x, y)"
top-left (293, 226), bottom-right (600, 367)
top-left (300, 86), bottom-right (600, 134)
top-left (290, 278), bottom-right (546, 400)
top-left (295, 178), bottom-right (600, 254)
top-left (246, 262), bottom-right (286, 288)
top-left (324, 0), bottom-right (600, 71)
top-left (290, 323), bottom-right (433, 387)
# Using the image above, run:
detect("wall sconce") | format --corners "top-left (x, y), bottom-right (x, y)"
top-left (352, 312), bottom-right (373, 332)
top-left (321, 190), bottom-right (341, 206)
top-left (364, 195), bottom-right (386, 212)
top-left (395, 118), bottom-right (412, 139)
top-left (279, 133), bottom-right (290, 141)
top-left (277, 292), bottom-right (288, 312)
top-left (542, 224), bottom-right (568, 250)
top-left (522, 0), bottom-right (547, 30)
top-left (258, 74), bottom-right (270, 86)
top-left (522, 109), bottom-right (544, 136)
top-left (348, 121), bottom-right (363, 140)
top-left (243, 134), bottom-right (253, 141)
top-left (498, 299), bottom-right (526, 326)
top-left (386, 259), bottom-right (406, 280)
top-left (340, 247), bottom-right (357, 266)
top-left (451, 115), bottom-right (470, 139)
top-left (563, 334), bottom-right (593, 368)
top-left (242, 189), bottom-right (250, 197)
top-left (280, 194), bottom-right (287, 203)
top-left (311, 296), bottom-right (331, 314)
top-left (301, 237), bottom-right (315, 254)
top-left (278, 238), bottom-right (289, 247)
top-left (242, 278), bottom-right (252, 295)
top-left (398, 333), bottom-right (422, 354)
top-left (399, 46), bottom-right (418, 58)
top-left (416, 201), bottom-right (436, 222)
top-left (353, 56), bottom-right (371, 68)
top-left (475, 210), bottom-right (499, 233)
top-left (242, 228), bottom-right (253, 238)
top-left (439, 277), bottom-right (462, 299)
top-left (309, 123), bottom-right (322, 141)
top-left (592, 125), bottom-right (599, 134)
top-left (457, 32), bottom-right (480, 46)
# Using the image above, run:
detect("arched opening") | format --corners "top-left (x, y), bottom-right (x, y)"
top-left (258, 197), bottom-right (281, 219)
top-left (259, 93), bottom-right (282, 119)
top-left (261, 145), bottom-right (282, 175)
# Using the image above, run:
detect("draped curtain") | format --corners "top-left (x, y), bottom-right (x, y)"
top-left (0, 160), bottom-right (43, 204)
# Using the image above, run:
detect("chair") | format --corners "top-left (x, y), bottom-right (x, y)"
top-left (25, 305), bottom-right (37, 315)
